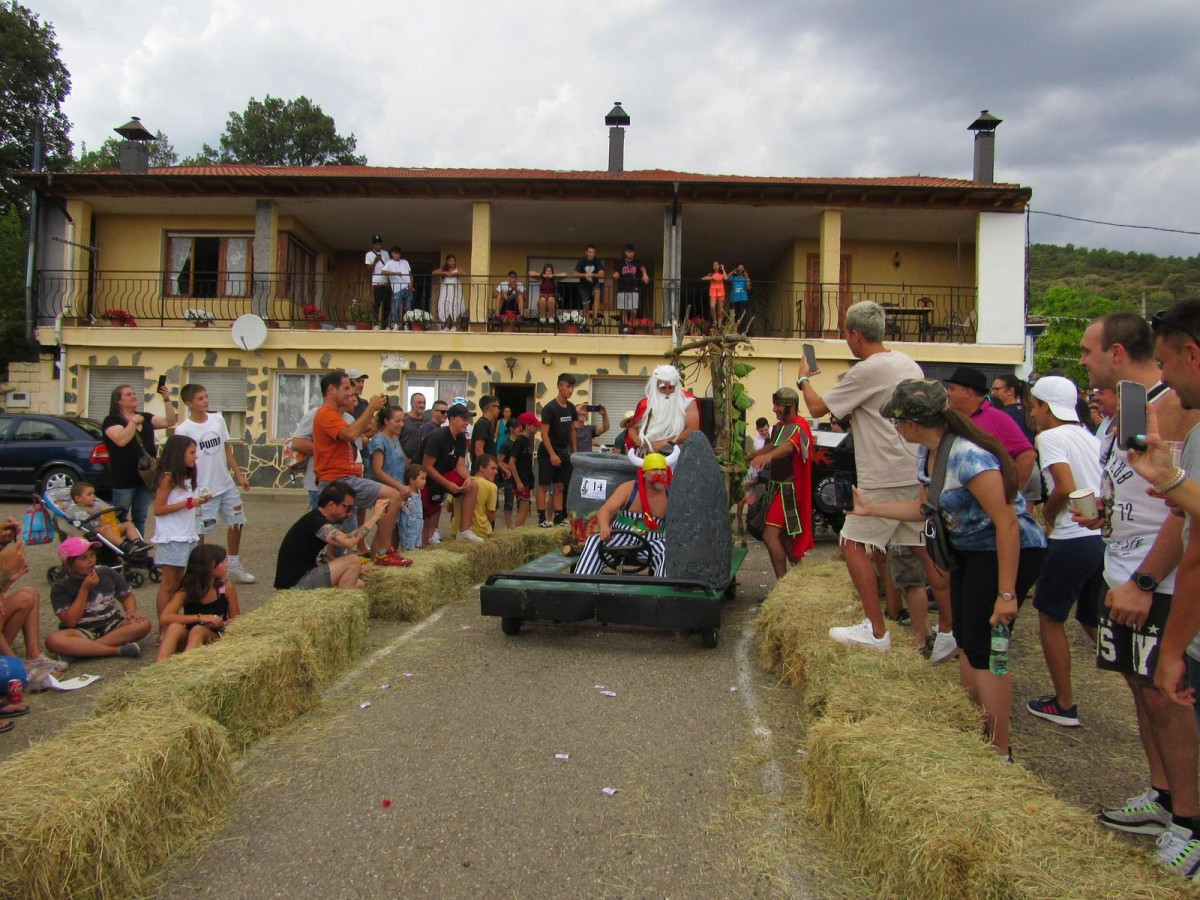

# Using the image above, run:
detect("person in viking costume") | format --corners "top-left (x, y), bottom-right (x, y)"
top-left (625, 365), bottom-right (701, 453)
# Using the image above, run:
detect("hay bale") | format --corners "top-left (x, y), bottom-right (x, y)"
top-left (224, 587), bottom-right (368, 685)
top-left (437, 524), bottom-right (570, 582)
top-left (0, 707), bottom-right (230, 900)
top-left (806, 714), bottom-right (1192, 900)
top-left (93, 632), bottom-right (317, 751)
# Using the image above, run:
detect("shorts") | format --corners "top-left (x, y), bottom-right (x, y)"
top-left (616, 291), bottom-right (639, 311)
top-left (61, 616), bottom-right (125, 641)
top-left (951, 547), bottom-right (1045, 670)
top-left (317, 475), bottom-right (383, 508)
top-left (839, 485), bottom-right (925, 551)
top-left (886, 543), bottom-right (926, 588)
top-left (197, 488), bottom-right (247, 535)
top-left (421, 485), bottom-right (443, 521)
top-left (536, 446), bottom-right (572, 486)
top-left (1032, 535), bottom-right (1105, 628)
top-left (293, 566), bottom-right (335, 590)
top-left (154, 539), bottom-right (198, 568)
top-left (1097, 590), bottom-right (1174, 685)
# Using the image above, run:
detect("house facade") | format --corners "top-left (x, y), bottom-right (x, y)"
top-left (10, 158), bottom-right (1031, 487)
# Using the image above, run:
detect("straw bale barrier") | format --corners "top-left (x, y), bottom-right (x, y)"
top-left (757, 558), bottom-right (1194, 899)
top-left (0, 707), bottom-right (231, 900)
top-left (365, 524), bottom-right (568, 620)
top-left (93, 631), bottom-right (318, 751)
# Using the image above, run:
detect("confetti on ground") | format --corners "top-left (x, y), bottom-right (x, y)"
top-left (380, 684), bottom-right (391, 691)
top-left (602, 787), bottom-right (618, 796)
top-left (359, 701), bottom-right (372, 709)
top-left (600, 691), bottom-right (617, 698)
top-left (404, 673), bottom-right (414, 678)
top-left (462, 625), bottom-right (472, 630)
top-left (593, 685), bottom-right (606, 690)
top-left (555, 753), bottom-right (570, 761)
top-left (381, 799), bottom-right (393, 808)
top-left (796, 748), bottom-right (808, 756)
top-left (730, 687), bottom-right (739, 693)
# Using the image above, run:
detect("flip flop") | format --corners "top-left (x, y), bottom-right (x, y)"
top-left (0, 720), bottom-right (14, 733)
top-left (0, 705), bottom-right (27, 718)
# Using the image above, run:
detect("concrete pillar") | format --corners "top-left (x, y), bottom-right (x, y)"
top-left (975, 212), bottom-right (1025, 346)
top-left (64, 200), bottom-right (93, 272)
top-left (819, 209), bottom-right (842, 331)
top-left (662, 202), bottom-right (682, 329)
top-left (253, 200), bottom-right (278, 319)
top-left (471, 202), bottom-right (491, 318)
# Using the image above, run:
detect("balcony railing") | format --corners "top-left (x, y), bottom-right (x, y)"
top-left (35, 270), bottom-right (977, 342)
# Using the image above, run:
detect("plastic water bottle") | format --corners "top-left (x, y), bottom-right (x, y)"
top-left (989, 623), bottom-right (1011, 675)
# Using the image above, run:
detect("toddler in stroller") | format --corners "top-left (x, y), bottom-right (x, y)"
top-left (41, 486), bottom-right (161, 588)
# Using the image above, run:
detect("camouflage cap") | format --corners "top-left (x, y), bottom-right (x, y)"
top-left (773, 386), bottom-right (800, 405)
top-left (879, 379), bottom-right (947, 423)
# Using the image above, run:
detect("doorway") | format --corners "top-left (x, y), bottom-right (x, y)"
top-left (492, 383), bottom-right (535, 417)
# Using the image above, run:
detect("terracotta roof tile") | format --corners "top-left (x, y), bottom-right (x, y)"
top-left (75, 164), bottom-right (1020, 190)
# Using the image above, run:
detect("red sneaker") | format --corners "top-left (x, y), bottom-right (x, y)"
top-left (374, 551), bottom-right (413, 567)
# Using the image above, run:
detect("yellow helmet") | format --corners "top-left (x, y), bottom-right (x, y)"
top-left (642, 452), bottom-right (669, 471)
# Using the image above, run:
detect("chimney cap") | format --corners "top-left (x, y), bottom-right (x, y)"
top-left (967, 110), bottom-right (1002, 133)
top-left (114, 117), bottom-right (155, 142)
top-left (605, 102), bottom-right (630, 128)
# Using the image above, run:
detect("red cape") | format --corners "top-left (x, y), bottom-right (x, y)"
top-left (776, 415), bottom-right (814, 560)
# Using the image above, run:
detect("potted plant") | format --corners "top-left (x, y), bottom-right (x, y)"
top-left (301, 304), bottom-right (328, 330)
top-left (404, 309), bottom-right (433, 332)
top-left (630, 317), bottom-right (656, 335)
top-left (346, 301), bottom-right (375, 330)
top-left (185, 308), bottom-right (216, 328)
top-left (686, 316), bottom-right (707, 336)
top-left (499, 310), bottom-right (521, 333)
top-left (557, 309), bottom-right (586, 334)
top-left (100, 308), bottom-right (137, 327)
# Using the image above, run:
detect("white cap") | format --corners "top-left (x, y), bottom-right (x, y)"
top-left (1030, 375), bottom-right (1080, 423)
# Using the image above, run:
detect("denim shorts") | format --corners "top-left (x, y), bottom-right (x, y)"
top-left (154, 539), bottom-right (198, 568)
top-left (197, 488), bottom-right (247, 535)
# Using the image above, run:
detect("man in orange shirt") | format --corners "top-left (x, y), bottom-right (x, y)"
top-left (313, 370), bottom-right (405, 564)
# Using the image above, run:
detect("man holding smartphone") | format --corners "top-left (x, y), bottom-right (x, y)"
top-left (1076, 312), bottom-right (1200, 854)
top-left (573, 403), bottom-right (608, 453)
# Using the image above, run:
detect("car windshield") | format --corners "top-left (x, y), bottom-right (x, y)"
top-left (69, 417), bottom-right (104, 439)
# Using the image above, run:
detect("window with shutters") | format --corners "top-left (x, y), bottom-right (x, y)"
top-left (273, 372), bottom-right (324, 441)
top-left (165, 233), bottom-right (254, 298)
top-left (86, 367), bottom-right (145, 420)
top-left (185, 369), bottom-right (249, 438)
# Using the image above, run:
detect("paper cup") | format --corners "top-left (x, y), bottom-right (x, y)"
top-left (1069, 489), bottom-right (1098, 518)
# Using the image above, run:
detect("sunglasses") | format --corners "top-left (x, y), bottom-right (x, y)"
top-left (1151, 310), bottom-right (1200, 348)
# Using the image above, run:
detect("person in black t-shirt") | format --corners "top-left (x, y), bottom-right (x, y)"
top-left (612, 243), bottom-right (650, 333)
top-left (421, 404), bottom-right (483, 543)
top-left (102, 381), bottom-right (178, 536)
top-left (537, 373), bottom-right (578, 526)
top-left (472, 395), bottom-right (500, 473)
top-left (274, 481), bottom-right (392, 590)
top-left (572, 244), bottom-right (606, 324)
top-left (501, 412), bottom-right (539, 527)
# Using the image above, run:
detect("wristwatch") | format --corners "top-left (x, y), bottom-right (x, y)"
top-left (1130, 570), bottom-right (1159, 593)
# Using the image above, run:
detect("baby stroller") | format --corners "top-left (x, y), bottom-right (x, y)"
top-left (40, 488), bottom-right (162, 587)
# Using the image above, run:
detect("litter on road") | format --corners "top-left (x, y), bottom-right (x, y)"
top-left (359, 702), bottom-right (372, 709)
top-left (601, 787), bottom-right (618, 796)
top-left (381, 799), bottom-right (392, 808)
top-left (555, 753), bottom-right (569, 761)
top-left (600, 690), bottom-right (617, 698)
top-left (380, 684), bottom-right (391, 691)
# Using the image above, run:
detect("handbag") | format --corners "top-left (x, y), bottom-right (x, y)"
top-left (136, 445), bottom-right (158, 490)
top-left (22, 504), bottom-right (54, 545)
top-left (746, 491), bottom-right (769, 542)
top-left (921, 434), bottom-right (960, 573)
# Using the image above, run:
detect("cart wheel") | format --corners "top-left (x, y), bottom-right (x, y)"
top-left (47, 565), bottom-right (62, 584)
top-left (500, 616), bottom-right (523, 636)
top-left (126, 570), bottom-right (145, 588)
top-left (723, 578), bottom-right (737, 601)
top-left (700, 628), bottom-right (719, 649)
top-left (148, 566), bottom-right (163, 583)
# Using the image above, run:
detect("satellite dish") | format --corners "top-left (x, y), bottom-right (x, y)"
top-left (231, 314), bottom-right (268, 351)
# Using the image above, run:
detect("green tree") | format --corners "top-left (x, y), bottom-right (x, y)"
top-left (190, 95), bottom-right (366, 166)
top-left (0, 1), bottom-right (72, 214)
top-left (0, 205), bottom-right (36, 371)
top-left (72, 130), bottom-right (179, 171)
top-left (1030, 285), bottom-right (1137, 385)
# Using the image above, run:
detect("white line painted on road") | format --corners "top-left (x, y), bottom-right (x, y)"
top-left (233, 608), bottom-right (447, 774)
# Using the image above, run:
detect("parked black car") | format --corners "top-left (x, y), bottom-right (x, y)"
top-left (0, 413), bottom-right (112, 497)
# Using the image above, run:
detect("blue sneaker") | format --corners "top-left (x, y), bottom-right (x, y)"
top-left (1027, 695), bottom-right (1081, 728)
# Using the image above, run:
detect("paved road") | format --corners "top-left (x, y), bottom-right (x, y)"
top-left (153, 542), bottom-right (859, 900)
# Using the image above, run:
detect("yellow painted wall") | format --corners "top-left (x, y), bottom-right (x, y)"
top-left (843, 240), bottom-right (975, 290)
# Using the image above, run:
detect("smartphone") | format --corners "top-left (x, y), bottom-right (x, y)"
top-left (157, 375), bottom-right (167, 391)
top-left (585, 404), bottom-right (602, 413)
top-left (831, 475), bottom-right (854, 512)
top-left (802, 343), bottom-right (819, 375)
top-left (1117, 380), bottom-right (1147, 451)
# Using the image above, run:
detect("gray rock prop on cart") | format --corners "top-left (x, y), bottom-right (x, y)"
top-left (663, 432), bottom-right (732, 588)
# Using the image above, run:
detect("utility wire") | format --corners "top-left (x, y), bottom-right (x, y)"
top-left (1029, 210), bottom-right (1200, 238)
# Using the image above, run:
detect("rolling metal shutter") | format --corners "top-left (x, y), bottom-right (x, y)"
top-left (185, 369), bottom-right (250, 412)
top-left (86, 367), bottom-right (144, 419)
top-left (590, 377), bottom-right (646, 420)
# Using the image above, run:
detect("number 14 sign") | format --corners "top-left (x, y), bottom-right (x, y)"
top-left (580, 477), bottom-right (608, 501)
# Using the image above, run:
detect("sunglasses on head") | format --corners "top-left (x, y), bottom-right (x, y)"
top-left (1151, 310), bottom-right (1200, 348)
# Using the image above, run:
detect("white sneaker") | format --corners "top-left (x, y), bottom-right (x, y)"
top-left (429, 532), bottom-right (442, 545)
top-left (372, 324), bottom-right (381, 330)
top-left (929, 630), bottom-right (958, 664)
top-left (1157, 824), bottom-right (1200, 879)
top-left (228, 567), bottom-right (257, 584)
top-left (829, 618), bottom-right (891, 651)
top-left (456, 529), bottom-right (484, 543)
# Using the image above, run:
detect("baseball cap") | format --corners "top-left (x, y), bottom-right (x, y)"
top-left (57, 536), bottom-right (100, 561)
top-left (1030, 375), bottom-right (1080, 423)
top-left (880, 379), bottom-right (948, 423)
top-left (446, 403), bottom-right (470, 420)
top-left (346, 369), bottom-right (368, 380)
top-left (517, 412), bottom-right (540, 428)
top-left (772, 387), bottom-right (800, 405)
top-left (371, 234), bottom-right (382, 244)
top-left (943, 366), bottom-right (988, 395)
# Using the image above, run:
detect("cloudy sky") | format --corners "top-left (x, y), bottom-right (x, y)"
top-left (33, 0), bottom-right (1200, 256)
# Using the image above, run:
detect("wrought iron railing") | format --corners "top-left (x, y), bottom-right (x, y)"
top-left (35, 270), bottom-right (977, 342)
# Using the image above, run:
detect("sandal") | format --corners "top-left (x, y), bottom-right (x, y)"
top-left (0, 704), bottom-right (30, 718)
top-left (0, 720), bottom-right (14, 733)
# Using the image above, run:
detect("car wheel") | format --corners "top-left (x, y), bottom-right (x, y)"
top-left (500, 616), bottom-right (523, 636)
top-left (700, 628), bottom-right (719, 649)
top-left (39, 466), bottom-right (77, 495)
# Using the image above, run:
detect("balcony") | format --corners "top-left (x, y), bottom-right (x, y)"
top-left (35, 270), bottom-right (977, 342)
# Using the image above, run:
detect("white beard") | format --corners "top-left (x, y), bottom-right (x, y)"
top-left (643, 389), bottom-right (690, 443)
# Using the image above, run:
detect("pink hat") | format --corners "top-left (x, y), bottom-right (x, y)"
top-left (57, 536), bottom-right (100, 561)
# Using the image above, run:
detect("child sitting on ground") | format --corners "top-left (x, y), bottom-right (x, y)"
top-left (453, 454), bottom-right (499, 539)
top-left (66, 482), bottom-right (150, 552)
top-left (399, 464), bottom-right (426, 551)
top-left (156, 544), bottom-right (240, 662)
